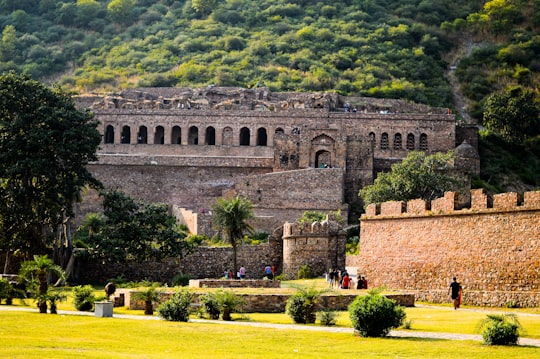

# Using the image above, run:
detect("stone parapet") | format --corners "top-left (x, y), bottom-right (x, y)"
top-left (116, 289), bottom-right (415, 312)
top-left (189, 279), bottom-right (280, 288)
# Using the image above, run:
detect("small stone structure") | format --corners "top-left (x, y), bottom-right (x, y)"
top-left (348, 189), bottom-right (540, 307)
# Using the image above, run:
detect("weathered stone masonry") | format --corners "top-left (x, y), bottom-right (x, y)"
top-left (347, 190), bottom-right (540, 307)
top-left (75, 87), bottom-right (477, 234)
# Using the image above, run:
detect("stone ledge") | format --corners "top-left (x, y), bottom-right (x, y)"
top-left (115, 288), bottom-right (414, 312)
top-left (189, 279), bottom-right (281, 288)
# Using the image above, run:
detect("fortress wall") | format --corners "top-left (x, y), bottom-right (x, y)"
top-left (233, 168), bottom-right (348, 232)
top-left (77, 244), bottom-right (275, 284)
top-left (81, 164), bottom-right (270, 220)
top-left (348, 190), bottom-right (540, 307)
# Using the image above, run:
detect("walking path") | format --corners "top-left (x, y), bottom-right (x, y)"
top-left (2, 305), bottom-right (539, 347)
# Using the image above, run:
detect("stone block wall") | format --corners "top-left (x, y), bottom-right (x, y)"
top-left (116, 289), bottom-right (415, 312)
top-left (348, 190), bottom-right (540, 307)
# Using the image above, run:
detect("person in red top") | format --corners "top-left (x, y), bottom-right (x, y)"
top-left (341, 272), bottom-right (350, 289)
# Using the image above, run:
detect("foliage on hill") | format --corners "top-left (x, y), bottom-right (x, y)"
top-left (0, 0), bottom-right (538, 192)
top-left (0, 0), bottom-right (482, 107)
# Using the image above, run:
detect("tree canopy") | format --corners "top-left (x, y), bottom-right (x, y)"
top-left (483, 86), bottom-right (540, 144)
top-left (0, 72), bottom-right (101, 263)
top-left (77, 190), bottom-right (191, 264)
top-left (359, 151), bottom-right (461, 206)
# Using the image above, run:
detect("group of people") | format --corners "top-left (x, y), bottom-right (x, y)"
top-left (223, 265), bottom-right (247, 280)
top-left (327, 269), bottom-right (368, 290)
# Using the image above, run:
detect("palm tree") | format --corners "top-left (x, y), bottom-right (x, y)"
top-left (133, 283), bottom-right (161, 315)
top-left (19, 255), bottom-right (65, 313)
top-left (212, 196), bottom-right (254, 277)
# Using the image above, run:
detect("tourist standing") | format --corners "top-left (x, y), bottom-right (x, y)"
top-left (239, 265), bottom-right (246, 279)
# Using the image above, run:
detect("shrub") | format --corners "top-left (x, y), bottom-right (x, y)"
top-left (317, 309), bottom-right (337, 326)
top-left (477, 314), bottom-right (522, 345)
top-left (199, 292), bottom-right (221, 319)
top-left (72, 285), bottom-right (95, 311)
top-left (157, 290), bottom-right (193, 322)
top-left (172, 272), bottom-right (192, 287)
top-left (348, 289), bottom-right (406, 337)
top-left (297, 264), bottom-right (313, 279)
top-left (133, 284), bottom-right (161, 315)
top-left (286, 286), bottom-right (325, 324)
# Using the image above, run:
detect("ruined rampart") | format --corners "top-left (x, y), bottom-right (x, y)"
top-left (347, 190), bottom-right (540, 307)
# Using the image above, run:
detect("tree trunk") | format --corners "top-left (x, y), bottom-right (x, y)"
top-left (232, 243), bottom-right (237, 279)
top-left (144, 301), bottom-right (153, 315)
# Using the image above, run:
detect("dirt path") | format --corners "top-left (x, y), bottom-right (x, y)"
top-left (2, 305), bottom-right (539, 347)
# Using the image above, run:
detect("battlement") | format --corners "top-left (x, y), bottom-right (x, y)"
top-left (283, 215), bottom-right (343, 237)
top-left (363, 189), bottom-right (540, 218)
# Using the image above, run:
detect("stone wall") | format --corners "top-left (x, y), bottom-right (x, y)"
top-left (78, 244), bottom-right (275, 284)
top-left (116, 288), bottom-right (415, 312)
top-left (347, 189), bottom-right (540, 307)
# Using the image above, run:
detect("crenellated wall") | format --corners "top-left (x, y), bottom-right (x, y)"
top-left (282, 215), bottom-right (347, 278)
top-left (348, 189), bottom-right (540, 307)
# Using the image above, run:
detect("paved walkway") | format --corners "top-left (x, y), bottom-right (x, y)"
top-left (2, 305), bottom-right (539, 347)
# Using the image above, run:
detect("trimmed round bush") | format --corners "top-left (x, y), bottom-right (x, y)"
top-left (479, 314), bottom-right (521, 345)
top-left (157, 290), bottom-right (193, 322)
top-left (348, 291), bottom-right (406, 337)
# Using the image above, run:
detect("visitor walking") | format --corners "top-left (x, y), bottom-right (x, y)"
top-left (448, 277), bottom-right (462, 310)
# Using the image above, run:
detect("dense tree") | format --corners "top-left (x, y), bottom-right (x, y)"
top-left (212, 196), bottom-right (254, 275)
top-left (80, 190), bottom-right (191, 264)
top-left (483, 86), bottom-right (540, 144)
top-left (0, 73), bottom-right (101, 270)
top-left (359, 151), bottom-right (461, 206)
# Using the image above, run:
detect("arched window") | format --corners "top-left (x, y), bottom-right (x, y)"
top-left (121, 126), bottom-right (131, 144)
top-left (275, 127), bottom-right (284, 134)
top-left (206, 126), bottom-right (216, 145)
top-left (394, 133), bottom-right (402, 150)
top-left (171, 126), bottom-right (181, 144)
top-left (188, 126), bottom-right (199, 145)
top-left (420, 133), bottom-right (428, 151)
top-left (154, 126), bottom-right (165, 145)
top-left (380, 133), bottom-right (389, 150)
top-left (137, 126), bottom-right (147, 144)
top-left (256, 128), bottom-right (267, 146)
top-left (368, 132), bottom-right (376, 149)
top-left (240, 127), bottom-right (250, 146)
top-left (406, 133), bottom-right (415, 150)
top-left (104, 125), bottom-right (114, 144)
top-left (222, 127), bottom-right (233, 146)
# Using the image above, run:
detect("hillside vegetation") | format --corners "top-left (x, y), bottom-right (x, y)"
top-left (0, 0), bottom-right (538, 191)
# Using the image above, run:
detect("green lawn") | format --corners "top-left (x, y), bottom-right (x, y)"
top-left (2, 279), bottom-right (538, 358)
top-left (1, 310), bottom-right (539, 359)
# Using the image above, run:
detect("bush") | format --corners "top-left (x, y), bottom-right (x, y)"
top-left (157, 290), bottom-right (193, 322)
top-left (478, 314), bottom-right (522, 345)
top-left (348, 290), bottom-right (406, 337)
top-left (171, 272), bottom-right (191, 287)
top-left (199, 292), bottom-right (220, 319)
top-left (72, 285), bottom-right (95, 311)
top-left (317, 309), bottom-right (337, 326)
top-left (286, 286), bottom-right (324, 324)
top-left (297, 264), bottom-right (313, 279)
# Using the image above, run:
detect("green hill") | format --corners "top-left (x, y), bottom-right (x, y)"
top-left (0, 0), bottom-right (538, 192)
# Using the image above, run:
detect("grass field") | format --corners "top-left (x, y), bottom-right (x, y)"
top-left (1, 279), bottom-right (539, 358)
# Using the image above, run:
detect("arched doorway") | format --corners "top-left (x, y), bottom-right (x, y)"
top-left (315, 150), bottom-right (332, 168)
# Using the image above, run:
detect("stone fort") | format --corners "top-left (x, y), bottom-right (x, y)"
top-left (75, 86), bottom-right (479, 234)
